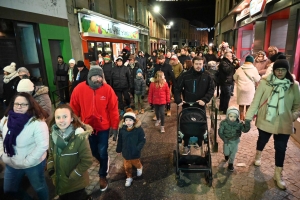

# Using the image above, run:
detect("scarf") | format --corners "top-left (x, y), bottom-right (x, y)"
top-left (265, 74), bottom-right (291, 122)
top-left (68, 68), bottom-right (73, 82)
top-left (3, 71), bottom-right (18, 84)
top-left (4, 110), bottom-right (32, 157)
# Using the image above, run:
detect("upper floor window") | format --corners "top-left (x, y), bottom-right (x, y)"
top-left (128, 5), bottom-right (134, 24)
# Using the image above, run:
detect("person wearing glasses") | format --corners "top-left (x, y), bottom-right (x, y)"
top-left (245, 59), bottom-right (300, 190)
top-left (0, 92), bottom-right (49, 199)
top-left (254, 51), bottom-right (269, 76)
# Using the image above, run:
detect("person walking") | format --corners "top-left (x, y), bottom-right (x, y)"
top-left (54, 55), bottom-right (69, 104)
top-left (254, 51), bottom-right (269, 76)
top-left (47, 104), bottom-right (93, 199)
top-left (134, 69), bottom-right (146, 115)
top-left (3, 62), bottom-right (21, 107)
top-left (245, 59), bottom-right (300, 190)
top-left (0, 92), bottom-right (49, 199)
top-left (233, 55), bottom-right (261, 120)
top-left (70, 66), bottom-right (119, 192)
top-left (116, 109), bottom-right (146, 187)
top-left (148, 71), bottom-right (170, 133)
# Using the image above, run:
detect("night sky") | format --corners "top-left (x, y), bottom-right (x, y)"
top-left (149, 0), bottom-right (216, 41)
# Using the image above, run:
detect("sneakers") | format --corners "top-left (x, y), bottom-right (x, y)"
top-left (137, 167), bottom-right (143, 176)
top-left (153, 116), bottom-right (157, 121)
top-left (99, 177), bottom-right (108, 191)
top-left (125, 178), bottom-right (133, 187)
top-left (140, 109), bottom-right (145, 114)
top-left (155, 120), bottom-right (161, 126)
top-left (228, 163), bottom-right (234, 171)
top-left (224, 155), bottom-right (229, 162)
top-left (183, 147), bottom-right (190, 155)
top-left (161, 126), bottom-right (165, 133)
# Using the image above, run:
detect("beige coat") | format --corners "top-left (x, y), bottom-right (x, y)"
top-left (171, 62), bottom-right (183, 79)
top-left (245, 78), bottom-right (300, 135)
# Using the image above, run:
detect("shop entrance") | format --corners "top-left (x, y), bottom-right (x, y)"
top-left (49, 40), bottom-right (62, 76)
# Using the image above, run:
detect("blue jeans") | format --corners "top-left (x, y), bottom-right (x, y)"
top-left (4, 159), bottom-right (49, 200)
top-left (89, 130), bottom-right (109, 177)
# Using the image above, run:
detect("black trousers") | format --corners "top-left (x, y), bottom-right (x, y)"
top-left (59, 189), bottom-right (88, 200)
top-left (219, 85), bottom-right (232, 112)
top-left (114, 88), bottom-right (131, 110)
top-left (57, 81), bottom-right (70, 102)
top-left (257, 129), bottom-right (290, 167)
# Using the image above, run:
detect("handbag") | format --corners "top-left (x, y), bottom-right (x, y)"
top-left (242, 69), bottom-right (255, 85)
top-left (253, 98), bottom-right (268, 120)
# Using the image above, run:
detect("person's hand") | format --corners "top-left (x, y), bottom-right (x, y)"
top-left (196, 100), bottom-right (205, 106)
top-left (178, 101), bottom-right (186, 107)
top-left (141, 96), bottom-right (144, 100)
top-left (112, 129), bottom-right (118, 141)
top-left (244, 120), bottom-right (251, 132)
top-left (166, 103), bottom-right (170, 110)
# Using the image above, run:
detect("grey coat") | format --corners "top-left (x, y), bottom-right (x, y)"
top-left (33, 86), bottom-right (52, 123)
top-left (134, 76), bottom-right (146, 96)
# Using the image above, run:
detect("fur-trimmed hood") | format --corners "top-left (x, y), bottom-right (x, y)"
top-left (118, 118), bottom-right (142, 129)
top-left (33, 85), bottom-right (49, 97)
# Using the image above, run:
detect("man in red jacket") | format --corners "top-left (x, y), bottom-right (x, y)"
top-left (70, 65), bottom-right (119, 192)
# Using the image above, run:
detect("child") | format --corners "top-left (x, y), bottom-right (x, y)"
top-left (47, 104), bottom-right (93, 200)
top-left (218, 106), bottom-right (250, 171)
top-left (134, 68), bottom-right (146, 115)
top-left (148, 71), bottom-right (170, 133)
top-left (116, 108), bottom-right (146, 187)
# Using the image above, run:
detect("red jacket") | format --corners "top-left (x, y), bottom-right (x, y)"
top-left (148, 81), bottom-right (170, 105)
top-left (70, 82), bottom-right (119, 132)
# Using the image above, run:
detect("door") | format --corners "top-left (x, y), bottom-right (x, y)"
top-left (48, 40), bottom-right (62, 77)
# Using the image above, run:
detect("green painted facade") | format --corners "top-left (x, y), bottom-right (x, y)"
top-left (39, 24), bottom-right (72, 99)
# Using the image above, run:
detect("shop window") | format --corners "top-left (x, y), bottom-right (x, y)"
top-left (104, 42), bottom-right (112, 56)
top-left (97, 42), bottom-right (103, 54)
top-left (270, 19), bottom-right (288, 50)
top-left (88, 42), bottom-right (96, 62)
top-left (16, 23), bottom-right (39, 65)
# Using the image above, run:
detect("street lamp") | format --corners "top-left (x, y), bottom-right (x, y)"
top-left (154, 6), bottom-right (160, 13)
top-left (170, 21), bottom-right (173, 26)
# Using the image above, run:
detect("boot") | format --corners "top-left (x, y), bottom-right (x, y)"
top-left (254, 150), bottom-right (262, 166)
top-left (140, 109), bottom-right (145, 114)
top-left (273, 166), bottom-right (286, 190)
top-left (134, 110), bottom-right (139, 115)
top-left (239, 113), bottom-right (245, 121)
top-left (153, 115), bottom-right (157, 121)
top-left (167, 110), bottom-right (171, 117)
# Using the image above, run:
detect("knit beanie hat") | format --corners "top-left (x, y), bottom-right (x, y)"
top-left (136, 68), bottom-right (143, 75)
top-left (4, 62), bottom-right (16, 74)
top-left (103, 55), bottom-right (110, 61)
top-left (273, 59), bottom-right (290, 72)
top-left (77, 60), bottom-right (85, 67)
top-left (116, 56), bottom-right (123, 61)
top-left (226, 106), bottom-right (239, 120)
top-left (87, 65), bottom-right (104, 89)
top-left (123, 108), bottom-right (136, 121)
top-left (69, 59), bottom-right (75, 64)
top-left (17, 78), bottom-right (34, 92)
top-left (245, 55), bottom-right (254, 63)
top-left (257, 50), bottom-right (266, 56)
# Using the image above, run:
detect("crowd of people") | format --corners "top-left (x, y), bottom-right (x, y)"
top-left (0, 43), bottom-right (299, 199)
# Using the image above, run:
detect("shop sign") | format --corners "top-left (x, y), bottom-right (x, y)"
top-left (140, 29), bottom-right (148, 35)
top-left (250, 0), bottom-right (266, 16)
top-left (79, 13), bottom-right (139, 40)
top-left (236, 6), bottom-right (250, 21)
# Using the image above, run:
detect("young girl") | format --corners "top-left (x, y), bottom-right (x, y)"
top-left (47, 104), bottom-right (93, 200)
top-left (116, 108), bottom-right (146, 187)
top-left (148, 71), bottom-right (170, 133)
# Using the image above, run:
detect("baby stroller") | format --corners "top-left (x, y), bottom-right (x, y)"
top-left (173, 102), bottom-right (213, 186)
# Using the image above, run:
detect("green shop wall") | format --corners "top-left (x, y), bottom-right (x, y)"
top-left (39, 23), bottom-right (72, 101)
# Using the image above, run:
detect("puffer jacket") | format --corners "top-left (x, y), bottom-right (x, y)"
top-left (33, 86), bottom-right (52, 122)
top-left (148, 81), bottom-right (170, 105)
top-left (102, 61), bottom-right (114, 82)
top-left (111, 65), bottom-right (131, 90)
top-left (116, 120), bottom-right (146, 160)
top-left (254, 56), bottom-right (269, 75)
top-left (134, 75), bottom-right (146, 96)
top-left (218, 57), bottom-right (235, 86)
top-left (3, 74), bottom-right (20, 106)
top-left (218, 119), bottom-right (245, 142)
top-left (47, 124), bottom-right (93, 196)
top-left (128, 62), bottom-right (142, 88)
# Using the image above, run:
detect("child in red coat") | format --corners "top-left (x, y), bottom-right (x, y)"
top-left (148, 71), bottom-right (170, 133)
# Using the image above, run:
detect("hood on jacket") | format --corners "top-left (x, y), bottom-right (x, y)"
top-left (241, 63), bottom-right (255, 69)
top-left (33, 86), bottom-right (49, 97)
top-left (118, 118), bottom-right (142, 129)
top-left (226, 106), bottom-right (240, 122)
top-left (255, 55), bottom-right (268, 62)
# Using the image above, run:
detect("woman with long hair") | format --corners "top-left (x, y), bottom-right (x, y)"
top-left (0, 92), bottom-right (49, 199)
top-left (148, 71), bottom-right (170, 133)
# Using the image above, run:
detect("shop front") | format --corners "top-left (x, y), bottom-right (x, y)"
top-left (77, 12), bottom-right (140, 66)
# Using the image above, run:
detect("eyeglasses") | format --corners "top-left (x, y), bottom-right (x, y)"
top-left (274, 68), bottom-right (287, 73)
top-left (14, 103), bottom-right (29, 108)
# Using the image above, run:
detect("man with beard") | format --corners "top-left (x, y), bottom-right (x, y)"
top-left (127, 55), bottom-right (142, 97)
top-left (70, 66), bottom-right (119, 192)
top-left (178, 47), bottom-right (191, 65)
top-left (54, 55), bottom-right (69, 104)
top-left (153, 55), bottom-right (175, 116)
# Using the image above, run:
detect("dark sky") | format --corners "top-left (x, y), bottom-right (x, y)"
top-left (149, 0), bottom-right (216, 27)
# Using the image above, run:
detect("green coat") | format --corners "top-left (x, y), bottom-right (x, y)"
top-left (47, 124), bottom-right (93, 196)
top-left (218, 119), bottom-right (246, 142)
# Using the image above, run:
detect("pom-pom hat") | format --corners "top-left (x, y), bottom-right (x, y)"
top-left (123, 108), bottom-right (136, 121)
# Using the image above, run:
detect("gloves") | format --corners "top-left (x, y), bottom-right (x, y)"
top-left (166, 103), bottom-right (170, 110)
top-left (141, 96), bottom-right (144, 100)
top-left (112, 129), bottom-right (118, 141)
top-left (244, 120), bottom-right (251, 133)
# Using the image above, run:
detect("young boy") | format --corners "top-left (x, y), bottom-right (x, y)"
top-left (116, 108), bottom-right (146, 187)
top-left (134, 68), bottom-right (146, 115)
top-left (218, 106), bottom-right (250, 171)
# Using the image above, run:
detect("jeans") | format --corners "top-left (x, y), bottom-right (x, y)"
top-left (114, 88), bottom-right (131, 110)
top-left (154, 104), bottom-right (165, 126)
top-left (219, 85), bottom-right (232, 112)
top-left (89, 130), bottom-right (109, 177)
top-left (134, 94), bottom-right (144, 110)
top-left (257, 129), bottom-right (290, 167)
top-left (4, 159), bottom-right (49, 200)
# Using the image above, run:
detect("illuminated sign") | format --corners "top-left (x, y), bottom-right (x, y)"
top-left (236, 6), bottom-right (250, 21)
top-left (250, 0), bottom-right (266, 16)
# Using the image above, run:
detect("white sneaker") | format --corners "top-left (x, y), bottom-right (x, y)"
top-left (161, 126), bottom-right (165, 133)
top-left (125, 178), bottom-right (133, 187)
top-left (137, 167), bottom-right (143, 176)
top-left (155, 120), bottom-right (161, 126)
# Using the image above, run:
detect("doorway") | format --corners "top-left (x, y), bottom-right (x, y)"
top-left (48, 40), bottom-right (62, 76)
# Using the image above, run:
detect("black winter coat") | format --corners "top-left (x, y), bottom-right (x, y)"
top-left (178, 55), bottom-right (191, 65)
top-left (3, 76), bottom-right (21, 106)
top-left (135, 56), bottom-right (146, 71)
top-left (174, 67), bottom-right (215, 105)
top-left (102, 61), bottom-right (114, 82)
top-left (71, 67), bottom-right (89, 91)
top-left (111, 65), bottom-right (131, 90)
top-left (218, 57), bottom-right (235, 86)
top-left (116, 121), bottom-right (146, 160)
top-left (134, 76), bottom-right (146, 96)
top-left (128, 63), bottom-right (141, 88)
top-left (153, 62), bottom-right (175, 84)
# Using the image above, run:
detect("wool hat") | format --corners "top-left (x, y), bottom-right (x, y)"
top-left (136, 68), bottom-right (143, 74)
top-left (88, 65), bottom-right (103, 79)
top-left (245, 55), bottom-right (254, 63)
top-left (3, 62), bottom-right (16, 74)
top-left (104, 55), bottom-right (110, 60)
top-left (116, 56), bottom-right (123, 61)
top-left (69, 59), bottom-right (76, 64)
top-left (171, 55), bottom-right (178, 60)
top-left (226, 106), bottom-right (240, 120)
top-left (77, 60), bottom-right (85, 67)
top-left (123, 108), bottom-right (136, 121)
top-left (57, 55), bottom-right (63, 59)
top-left (273, 59), bottom-right (290, 72)
top-left (17, 78), bottom-right (34, 92)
